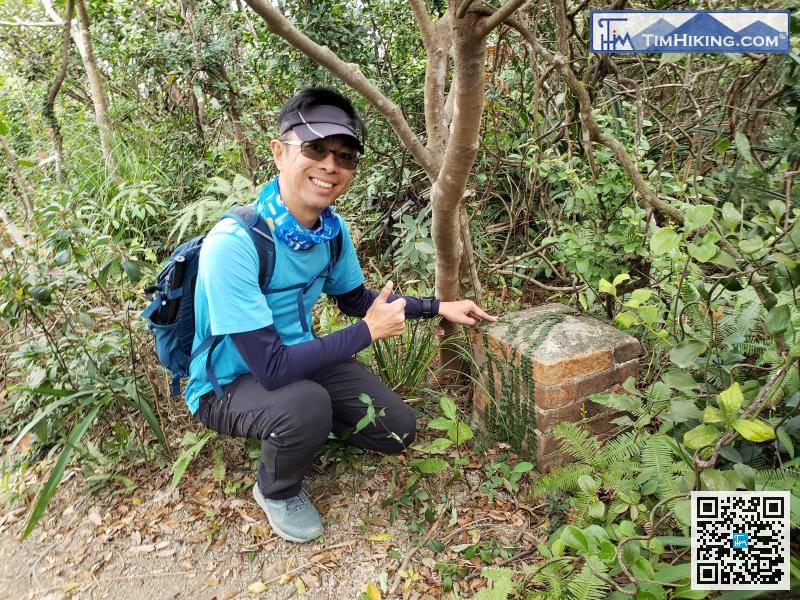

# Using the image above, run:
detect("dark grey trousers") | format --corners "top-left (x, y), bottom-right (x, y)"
top-left (195, 357), bottom-right (416, 499)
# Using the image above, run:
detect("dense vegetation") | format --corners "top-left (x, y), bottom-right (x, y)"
top-left (1, 1), bottom-right (799, 598)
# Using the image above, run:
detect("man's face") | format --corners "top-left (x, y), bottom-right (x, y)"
top-left (270, 130), bottom-right (358, 215)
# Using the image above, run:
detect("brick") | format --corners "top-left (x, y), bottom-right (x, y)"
top-left (534, 428), bottom-right (562, 458)
top-left (534, 381), bottom-right (577, 409)
top-left (472, 388), bottom-right (491, 424)
top-left (573, 358), bottom-right (638, 398)
top-left (575, 368), bottom-right (615, 398)
top-left (537, 450), bottom-right (571, 473)
top-left (532, 348), bottom-right (613, 385)
top-left (580, 410), bottom-right (624, 436)
top-left (613, 358), bottom-right (638, 386)
top-left (535, 396), bottom-right (612, 434)
top-left (613, 339), bottom-right (641, 364)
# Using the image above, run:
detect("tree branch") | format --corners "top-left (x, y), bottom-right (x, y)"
top-left (0, 19), bottom-right (61, 27)
top-left (43, 0), bottom-right (73, 179)
top-left (475, 0), bottom-right (529, 38)
top-left (490, 5), bottom-right (686, 224)
top-left (243, 0), bottom-right (437, 180)
top-left (407, 0), bottom-right (435, 51)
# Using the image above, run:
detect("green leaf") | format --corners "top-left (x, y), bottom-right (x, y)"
top-left (768, 200), bottom-right (786, 220)
top-left (589, 501), bottom-right (606, 520)
top-left (121, 260), bottom-right (141, 283)
top-left (613, 273), bottom-right (631, 286)
top-left (622, 540), bottom-right (640, 564)
top-left (627, 288), bottom-right (651, 307)
top-left (721, 202), bottom-right (742, 227)
top-left (29, 285), bottom-right (52, 305)
top-left (560, 525), bottom-right (588, 553)
top-left (669, 339), bottom-right (706, 368)
top-left (687, 242), bottom-right (717, 263)
top-left (638, 305), bottom-right (659, 325)
top-left (709, 250), bottom-right (738, 269)
top-left (21, 404), bottom-right (101, 539)
top-left (739, 236), bottom-right (764, 255)
top-left (0, 116), bottom-right (7, 135)
top-left (662, 370), bottom-right (699, 391)
top-left (683, 424), bottom-right (722, 450)
top-left (766, 304), bottom-right (791, 334)
top-left (654, 562), bottom-right (690, 584)
top-left (734, 131), bottom-right (753, 162)
top-left (650, 227), bottom-right (680, 255)
top-left (420, 438), bottom-right (453, 454)
top-left (717, 382), bottom-right (744, 417)
top-left (513, 461), bottom-right (534, 474)
top-left (667, 399), bottom-right (703, 422)
top-left (684, 205), bottom-right (714, 231)
top-left (632, 555), bottom-right (656, 581)
top-left (732, 419), bottom-right (775, 442)
top-left (446, 421), bottom-right (473, 443)
top-left (700, 469), bottom-right (729, 491)
top-left (577, 475), bottom-right (597, 494)
top-left (427, 417), bottom-right (452, 430)
top-left (703, 406), bottom-right (724, 424)
top-left (128, 389), bottom-right (166, 447)
top-left (598, 278), bottom-right (616, 296)
top-left (777, 427), bottom-right (795, 459)
top-left (614, 310), bottom-right (637, 328)
top-left (409, 458), bottom-right (448, 475)
top-left (440, 396), bottom-right (457, 420)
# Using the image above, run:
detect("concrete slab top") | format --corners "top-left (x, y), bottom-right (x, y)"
top-left (478, 303), bottom-right (638, 365)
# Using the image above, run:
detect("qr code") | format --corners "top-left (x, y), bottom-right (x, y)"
top-left (691, 491), bottom-right (789, 590)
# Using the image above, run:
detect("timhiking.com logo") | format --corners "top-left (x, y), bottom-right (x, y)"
top-left (590, 10), bottom-right (790, 54)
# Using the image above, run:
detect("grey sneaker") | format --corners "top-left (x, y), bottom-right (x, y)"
top-left (252, 484), bottom-right (323, 543)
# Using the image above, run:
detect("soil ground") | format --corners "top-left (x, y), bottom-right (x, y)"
top-left (0, 398), bottom-right (546, 600)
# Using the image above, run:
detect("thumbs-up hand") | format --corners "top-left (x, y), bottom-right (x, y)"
top-left (364, 280), bottom-right (406, 341)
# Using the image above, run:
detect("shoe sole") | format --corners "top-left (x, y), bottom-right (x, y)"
top-left (251, 485), bottom-right (321, 544)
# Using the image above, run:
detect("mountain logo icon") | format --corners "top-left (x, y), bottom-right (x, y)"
top-left (591, 10), bottom-right (790, 54)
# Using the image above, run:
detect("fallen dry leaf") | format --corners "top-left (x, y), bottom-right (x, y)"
top-left (247, 581), bottom-right (267, 594)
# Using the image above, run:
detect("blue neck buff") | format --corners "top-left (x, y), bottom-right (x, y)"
top-left (255, 176), bottom-right (341, 251)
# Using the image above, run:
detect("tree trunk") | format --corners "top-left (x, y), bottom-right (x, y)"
top-left (42, 0), bottom-right (73, 181)
top-left (431, 18), bottom-right (487, 373)
top-left (1, 135), bottom-right (35, 219)
top-left (73, 0), bottom-right (115, 171)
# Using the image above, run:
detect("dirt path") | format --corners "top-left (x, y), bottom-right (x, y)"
top-left (1, 433), bottom-right (541, 600)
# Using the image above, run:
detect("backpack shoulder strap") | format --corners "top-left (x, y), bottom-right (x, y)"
top-left (328, 227), bottom-right (344, 269)
top-left (220, 206), bottom-right (275, 293)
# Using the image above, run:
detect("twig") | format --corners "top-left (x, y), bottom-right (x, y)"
top-left (388, 507), bottom-right (447, 595)
top-left (496, 269), bottom-right (586, 292)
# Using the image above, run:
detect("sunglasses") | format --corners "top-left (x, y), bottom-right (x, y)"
top-left (282, 140), bottom-right (360, 170)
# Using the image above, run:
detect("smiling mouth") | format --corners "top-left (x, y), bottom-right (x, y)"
top-left (310, 177), bottom-right (334, 190)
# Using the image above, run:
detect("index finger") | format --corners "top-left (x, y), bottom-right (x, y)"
top-left (470, 305), bottom-right (498, 322)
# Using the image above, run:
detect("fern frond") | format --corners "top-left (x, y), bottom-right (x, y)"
top-left (642, 434), bottom-right (675, 473)
top-left (597, 430), bottom-right (644, 466)
top-left (531, 463), bottom-right (595, 496)
top-left (554, 422), bottom-right (601, 464)
top-left (755, 466), bottom-right (800, 492)
top-left (589, 393), bottom-right (645, 418)
top-left (567, 565), bottom-right (609, 600)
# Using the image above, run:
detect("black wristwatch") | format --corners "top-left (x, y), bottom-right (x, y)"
top-left (421, 296), bottom-right (437, 319)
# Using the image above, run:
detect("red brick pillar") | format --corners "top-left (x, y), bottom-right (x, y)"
top-left (471, 303), bottom-right (639, 472)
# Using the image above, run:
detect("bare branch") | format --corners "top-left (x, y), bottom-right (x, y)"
top-left (40, 0), bottom-right (64, 24)
top-left (43, 0), bottom-right (74, 179)
top-left (488, 5), bottom-right (686, 224)
top-left (243, 0), bottom-right (437, 180)
top-left (456, 0), bottom-right (478, 19)
top-left (407, 0), bottom-right (435, 51)
top-left (0, 19), bottom-right (61, 27)
top-left (475, 0), bottom-right (529, 38)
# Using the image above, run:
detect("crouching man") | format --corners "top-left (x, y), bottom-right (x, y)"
top-left (184, 87), bottom-right (496, 542)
